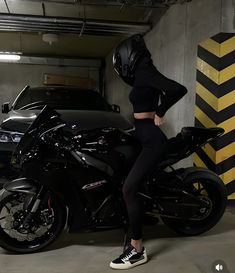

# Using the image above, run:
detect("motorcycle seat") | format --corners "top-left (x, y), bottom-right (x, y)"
top-left (156, 126), bottom-right (224, 169)
top-left (181, 126), bottom-right (224, 138)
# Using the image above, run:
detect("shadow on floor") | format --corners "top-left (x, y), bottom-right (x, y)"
top-left (45, 221), bottom-right (176, 251)
top-left (45, 207), bottom-right (235, 253)
top-left (2, 204), bottom-right (235, 256)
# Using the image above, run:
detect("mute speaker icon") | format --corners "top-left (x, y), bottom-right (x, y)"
top-left (215, 264), bottom-right (223, 271)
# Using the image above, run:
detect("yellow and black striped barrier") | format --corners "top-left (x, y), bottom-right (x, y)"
top-left (194, 32), bottom-right (235, 199)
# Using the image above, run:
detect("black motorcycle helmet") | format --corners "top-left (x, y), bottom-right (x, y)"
top-left (113, 34), bottom-right (151, 86)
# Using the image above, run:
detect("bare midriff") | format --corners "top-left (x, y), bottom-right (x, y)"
top-left (134, 111), bottom-right (155, 119)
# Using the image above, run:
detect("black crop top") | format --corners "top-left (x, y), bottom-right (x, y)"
top-left (129, 57), bottom-right (188, 117)
top-left (129, 86), bottom-right (160, 114)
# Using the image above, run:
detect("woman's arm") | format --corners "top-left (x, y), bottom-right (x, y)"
top-left (148, 68), bottom-right (188, 117)
top-left (154, 76), bottom-right (188, 118)
top-left (154, 114), bottom-right (164, 126)
top-left (134, 65), bottom-right (188, 118)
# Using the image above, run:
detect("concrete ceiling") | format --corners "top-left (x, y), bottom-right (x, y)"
top-left (0, 1), bottom-right (156, 22)
top-left (0, 0), bottom-right (188, 58)
top-left (0, 31), bottom-right (124, 58)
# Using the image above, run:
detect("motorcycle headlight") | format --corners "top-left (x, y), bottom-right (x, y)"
top-left (0, 129), bottom-right (24, 143)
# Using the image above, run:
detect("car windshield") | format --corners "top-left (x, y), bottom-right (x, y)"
top-left (13, 87), bottom-right (112, 111)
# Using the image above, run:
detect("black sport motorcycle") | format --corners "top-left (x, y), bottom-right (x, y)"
top-left (0, 106), bottom-right (227, 253)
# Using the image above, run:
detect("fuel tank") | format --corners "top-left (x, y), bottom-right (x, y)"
top-left (62, 127), bottom-right (140, 218)
top-left (74, 126), bottom-right (141, 178)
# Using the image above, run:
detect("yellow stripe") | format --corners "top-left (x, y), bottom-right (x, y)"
top-left (228, 192), bottom-right (235, 200)
top-left (216, 143), bottom-right (235, 163)
top-left (218, 116), bottom-right (235, 134)
top-left (197, 58), bottom-right (219, 84)
top-left (199, 39), bottom-right (220, 57)
top-left (196, 82), bottom-right (218, 111)
top-left (195, 106), bottom-right (216, 127)
top-left (197, 58), bottom-right (235, 84)
top-left (219, 167), bottom-right (235, 184)
top-left (219, 63), bottom-right (235, 84)
top-left (194, 153), bottom-right (235, 199)
top-left (199, 37), bottom-right (235, 58)
top-left (196, 82), bottom-right (235, 111)
top-left (201, 144), bottom-right (216, 163)
top-left (220, 36), bottom-right (235, 57)
top-left (193, 153), bottom-right (207, 168)
top-left (195, 106), bottom-right (234, 133)
top-left (202, 143), bottom-right (235, 164)
top-left (218, 90), bottom-right (235, 111)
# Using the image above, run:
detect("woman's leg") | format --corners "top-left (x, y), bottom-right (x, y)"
top-left (131, 239), bottom-right (143, 252)
top-left (109, 119), bottom-right (167, 269)
top-left (122, 141), bottom-right (166, 244)
top-left (123, 120), bottom-right (167, 239)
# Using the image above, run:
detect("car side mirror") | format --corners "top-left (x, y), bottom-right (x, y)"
top-left (111, 104), bottom-right (120, 113)
top-left (2, 102), bottom-right (10, 114)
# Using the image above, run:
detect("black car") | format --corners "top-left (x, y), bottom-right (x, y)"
top-left (0, 85), bottom-right (133, 175)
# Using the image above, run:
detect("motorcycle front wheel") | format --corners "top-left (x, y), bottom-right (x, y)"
top-left (160, 168), bottom-right (228, 236)
top-left (0, 190), bottom-right (66, 253)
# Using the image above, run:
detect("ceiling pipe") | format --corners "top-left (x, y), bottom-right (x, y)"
top-left (0, 13), bottom-right (151, 36)
top-left (8, 0), bottom-right (192, 8)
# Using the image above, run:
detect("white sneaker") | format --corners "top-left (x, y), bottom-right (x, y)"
top-left (110, 244), bottom-right (148, 270)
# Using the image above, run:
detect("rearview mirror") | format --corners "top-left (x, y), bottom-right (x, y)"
top-left (2, 102), bottom-right (10, 114)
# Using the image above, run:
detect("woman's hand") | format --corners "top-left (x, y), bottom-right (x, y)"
top-left (154, 114), bottom-right (164, 126)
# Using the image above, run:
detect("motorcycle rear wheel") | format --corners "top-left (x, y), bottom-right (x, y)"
top-left (160, 168), bottom-right (227, 236)
top-left (0, 190), bottom-right (66, 253)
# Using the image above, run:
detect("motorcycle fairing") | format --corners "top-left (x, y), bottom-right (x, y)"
top-left (3, 177), bottom-right (38, 195)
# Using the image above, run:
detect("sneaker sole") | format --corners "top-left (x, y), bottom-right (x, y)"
top-left (109, 256), bottom-right (148, 270)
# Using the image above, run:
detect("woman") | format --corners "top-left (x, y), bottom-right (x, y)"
top-left (110, 34), bottom-right (187, 270)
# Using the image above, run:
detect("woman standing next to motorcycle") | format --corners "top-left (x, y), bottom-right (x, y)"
top-left (109, 34), bottom-right (188, 270)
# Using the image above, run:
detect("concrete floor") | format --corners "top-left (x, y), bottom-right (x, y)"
top-left (0, 202), bottom-right (234, 273)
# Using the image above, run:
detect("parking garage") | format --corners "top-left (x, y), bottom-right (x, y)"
top-left (0, 0), bottom-right (234, 272)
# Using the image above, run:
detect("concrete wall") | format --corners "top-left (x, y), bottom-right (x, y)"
top-left (104, 0), bottom-right (234, 168)
top-left (222, 0), bottom-right (235, 32)
top-left (0, 64), bottom-right (99, 120)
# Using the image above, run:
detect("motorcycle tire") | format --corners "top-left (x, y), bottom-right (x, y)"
top-left (160, 167), bottom-right (228, 236)
top-left (0, 190), bottom-right (66, 253)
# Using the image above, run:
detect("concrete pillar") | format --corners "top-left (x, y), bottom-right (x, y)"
top-left (221, 0), bottom-right (235, 32)
top-left (194, 33), bottom-right (235, 199)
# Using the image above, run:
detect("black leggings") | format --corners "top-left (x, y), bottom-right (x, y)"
top-left (122, 118), bottom-right (168, 240)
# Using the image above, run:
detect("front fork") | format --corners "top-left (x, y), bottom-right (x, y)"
top-left (22, 185), bottom-right (49, 229)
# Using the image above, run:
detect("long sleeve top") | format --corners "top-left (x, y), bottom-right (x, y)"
top-left (129, 57), bottom-right (187, 117)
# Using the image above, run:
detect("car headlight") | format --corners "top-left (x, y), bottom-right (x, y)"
top-left (0, 129), bottom-right (24, 143)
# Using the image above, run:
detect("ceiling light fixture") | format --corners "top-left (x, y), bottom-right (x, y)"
top-left (0, 52), bottom-right (21, 61)
top-left (42, 33), bottom-right (59, 45)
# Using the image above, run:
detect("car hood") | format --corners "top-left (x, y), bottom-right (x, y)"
top-left (0, 109), bottom-right (133, 133)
